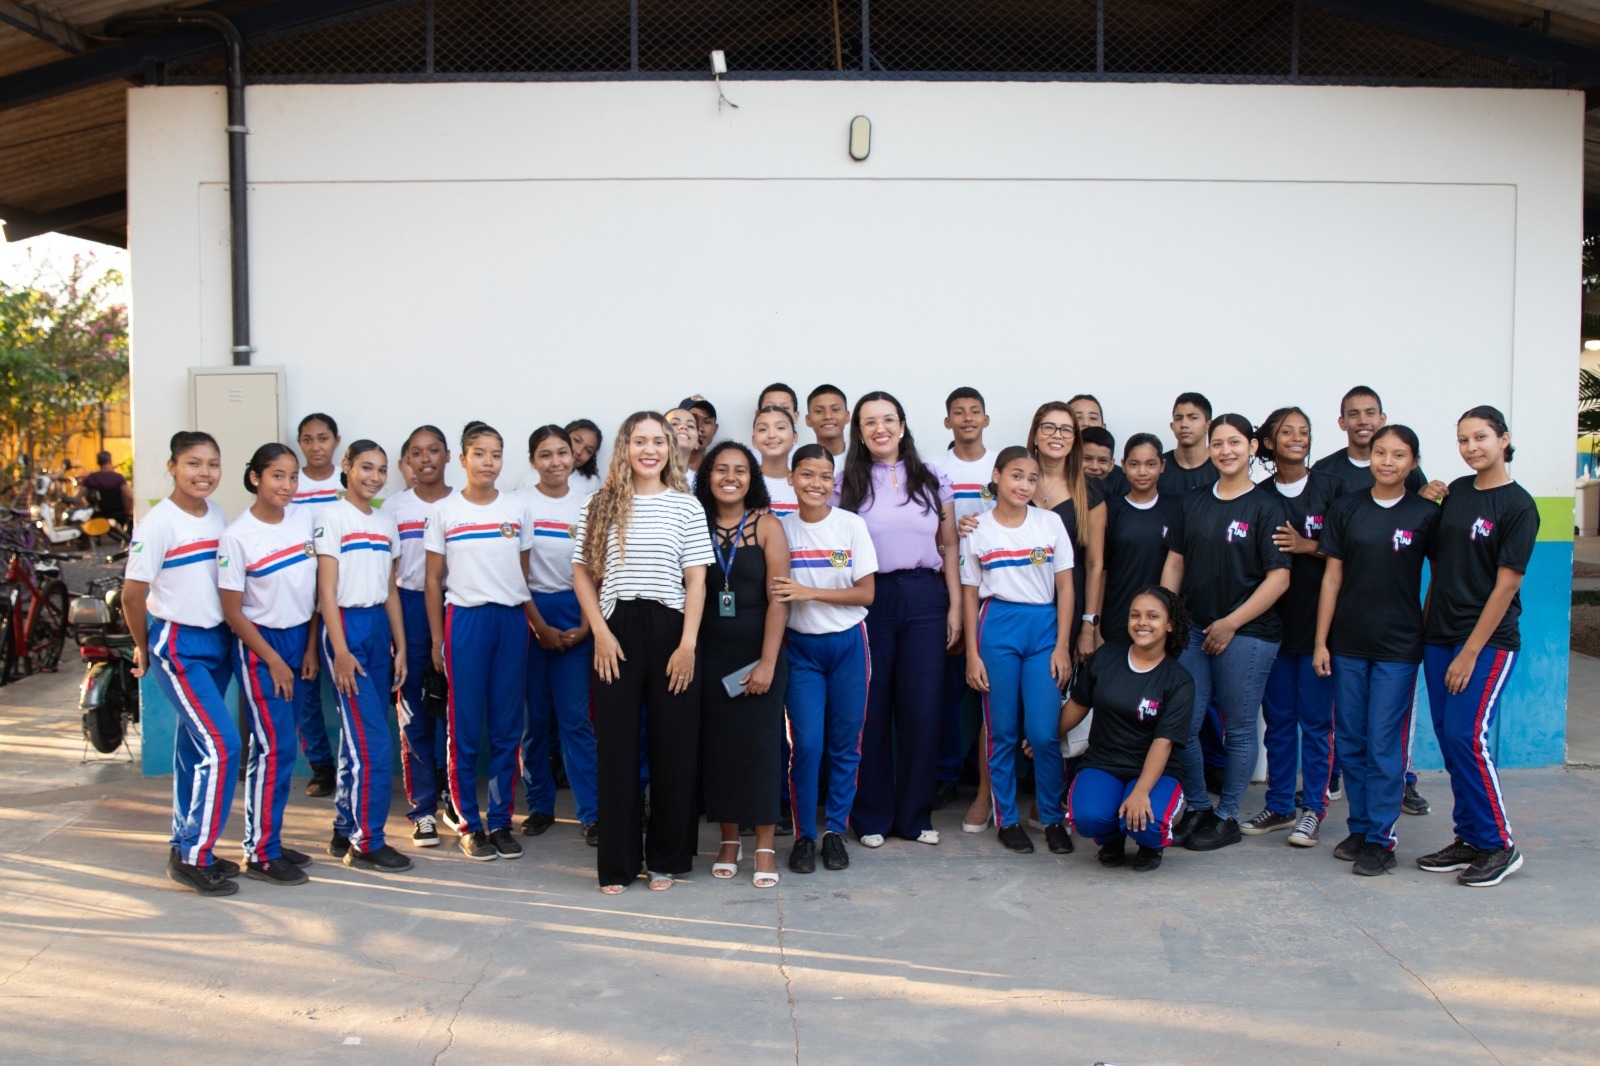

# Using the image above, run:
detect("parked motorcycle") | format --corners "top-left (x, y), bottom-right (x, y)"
top-left (71, 551), bottom-right (139, 755)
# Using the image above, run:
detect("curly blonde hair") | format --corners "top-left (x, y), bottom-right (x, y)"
top-left (581, 411), bottom-right (688, 583)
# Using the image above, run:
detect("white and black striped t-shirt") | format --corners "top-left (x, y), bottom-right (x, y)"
top-left (573, 490), bottom-right (716, 618)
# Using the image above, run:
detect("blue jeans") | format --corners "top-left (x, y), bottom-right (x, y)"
top-left (1262, 651), bottom-right (1335, 816)
top-left (1178, 629), bottom-right (1279, 821)
top-left (1332, 656), bottom-right (1417, 850)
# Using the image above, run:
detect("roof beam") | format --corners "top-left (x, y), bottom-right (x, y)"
top-left (0, 192), bottom-right (126, 241)
top-left (0, 0), bottom-right (88, 53)
top-left (1301, 0), bottom-right (1600, 87)
top-left (0, 0), bottom-right (409, 112)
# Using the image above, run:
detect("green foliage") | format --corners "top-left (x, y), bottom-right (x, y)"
top-left (0, 255), bottom-right (128, 498)
top-left (1583, 368), bottom-right (1600, 437)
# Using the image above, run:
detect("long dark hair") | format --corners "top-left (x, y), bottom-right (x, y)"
top-left (243, 443), bottom-right (297, 494)
top-left (1130, 583), bottom-right (1191, 658)
top-left (1027, 401), bottom-right (1089, 544)
top-left (694, 441), bottom-right (771, 514)
top-left (840, 391), bottom-right (942, 515)
top-left (1256, 406), bottom-right (1310, 467)
top-left (1458, 405), bottom-right (1515, 462)
top-left (566, 418), bottom-right (604, 478)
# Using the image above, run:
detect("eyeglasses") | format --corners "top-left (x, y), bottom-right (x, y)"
top-left (1036, 422), bottom-right (1074, 439)
top-left (860, 416), bottom-right (901, 432)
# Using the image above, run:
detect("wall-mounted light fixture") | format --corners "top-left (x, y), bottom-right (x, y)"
top-left (849, 115), bottom-right (871, 160)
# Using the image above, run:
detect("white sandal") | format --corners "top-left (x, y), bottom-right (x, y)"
top-left (859, 834), bottom-right (885, 849)
top-left (753, 848), bottom-right (779, 889)
top-left (917, 829), bottom-right (941, 845)
top-left (647, 870), bottom-right (675, 891)
top-left (712, 840), bottom-right (742, 879)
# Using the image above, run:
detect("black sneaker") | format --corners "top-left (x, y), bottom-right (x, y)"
top-left (1352, 841), bottom-right (1397, 877)
top-left (519, 812), bottom-right (554, 837)
top-left (305, 764), bottom-right (335, 797)
top-left (412, 815), bottom-right (440, 848)
top-left (1097, 837), bottom-right (1127, 867)
top-left (582, 822), bottom-right (600, 847)
top-left (440, 800), bottom-right (465, 835)
top-left (459, 830), bottom-right (498, 861)
top-left (327, 834), bottom-right (351, 858)
top-left (1402, 782), bottom-right (1431, 816)
top-left (1183, 813), bottom-right (1241, 852)
top-left (1416, 837), bottom-right (1480, 873)
top-left (776, 805), bottom-right (794, 837)
top-left (1239, 808), bottom-right (1295, 835)
top-left (998, 824), bottom-right (1035, 854)
top-left (1044, 823), bottom-right (1074, 855)
top-left (344, 844), bottom-right (414, 872)
top-left (1458, 846), bottom-right (1522, 887)
top-left (1169, 808), bottom-right (1205, 848)
top-left (1131, 845), bottom-right (1164, 873)
top-left (1332, 832), bottom-right (1365, 861)
top-left (788, 837), bottom-right (817, 874)
top-left (821, 831), bottom-right (849, 871)
top-left (247, 856), bottom-right (309, 886)
top-left (1327, 773), bottom-right (1344, 802)
top-left (167, 850), bottom-right (238, 896)
top-left (489, 828), bottom-right (523, 859)
top-left (205, 856), bottom-right (241, 879)
top-left (932, 781), bottom-right (956, 811)
top-left (281, 847), bottom-right (313, 867)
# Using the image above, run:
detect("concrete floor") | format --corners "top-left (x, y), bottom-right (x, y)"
top-left (2, 669), bottom-right (1596, 1066)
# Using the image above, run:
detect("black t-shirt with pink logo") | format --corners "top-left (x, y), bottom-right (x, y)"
top-left (1163, 484), bottom-right (1291, 642)
top-left (1423, 477), bottom-right (1539, 652)
top-left (1319, 491), bottom-right (1440, 663)
top-left (1072, 644), bottom-right (1194, 780)
top-left (1260, 471), bottom-right (1344, 655)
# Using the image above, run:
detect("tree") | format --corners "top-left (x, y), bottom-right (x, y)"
top-left (0, 255), bottom-right (128, 500)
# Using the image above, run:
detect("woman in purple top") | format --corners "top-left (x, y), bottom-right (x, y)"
top-left (839, 391), bottom-right (961, 847)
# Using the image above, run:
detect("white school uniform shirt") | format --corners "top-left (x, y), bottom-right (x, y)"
top-left (423, 491), bottom-right (535, 608)
top-left (764, 472), bottom-right (799, 518)
top-left (780, 507), bottom-right (879, 634)
top-left (933, 448), bottom-right (998, 525)
top-left (125, 499), bottom-right (227, 628)
top-left (385, 486), bottom-right (453, 592)
top-left (217, 506), bottom-right (318, 630)
top-left (573, 490), bottom-right (716, 618)
top-left (313, 498), bottom-right (397, 609)
top-left (291, 469), bottom-right (343, 512)
top-left (571, 471), bottom-right (602, 498)
top-left (959, 507), bottom-right (1075, 606)
top-left (524, 486), bottom-right (585, 595)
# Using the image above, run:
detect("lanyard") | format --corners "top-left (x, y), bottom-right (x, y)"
top-left (714, 511), bottom-right (749, 592)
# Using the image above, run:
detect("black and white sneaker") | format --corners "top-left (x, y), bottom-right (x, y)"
top-left (488, 828), bottom-right (523, 859)
top-left (1287, 809), bottom-right (1322, 848)
top-left (1327, 773), bottom-right (1344, 802)
top-left (1332, 832), bottom-right (1364, 861)
top-left (1458, 846), bottom-right (1522, 887)
top-left (519, 812), bottom-right (554, 837)
top-left (1352, 841), bottom-right (1397, 877)
top-left (412, 815), bottom-right (440, 848)
top-left (821, 831), bottom-right (849, 871)
top-left (1402, 782), bottom-right (1431, 816)
top-left (327, 834), bottom-right (351, 859)
top-left (345, 844), bottom-right (414, 872)
top-left (1416, 837), bottom-right (1480, 873)
top-left (998, 824), bottom-right (1035, 854)
top-left (459, 830), bottom-right (498, 861)
top-left (1240, 808), bottom-right (1295, 835)
top-left (440, 801), bottom-right (465, 835)
top-left (247, 856), bottom-right (309, 886)
top-left (1044, 823), bottom-right (1074, 855)
top-left (167, 850), bottom-right (238, 896)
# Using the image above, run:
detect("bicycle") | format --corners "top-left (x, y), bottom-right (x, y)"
top-left (0, 541), bottom-right (71, 685)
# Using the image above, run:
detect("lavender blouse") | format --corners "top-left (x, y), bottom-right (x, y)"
top-left (851, 461), bottom-right (955, 574)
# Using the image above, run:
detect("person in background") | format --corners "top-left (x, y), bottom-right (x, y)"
top-left (1099, 433), bottom-right (1178, 649)
top-left (1415, 406), bottom-right (1537, 888)
top-left (291, 412), bottom-right (344, 797)
top-left (695, 442), bottom-right (790, 888)
top-left (81, 450), bottom-right (134, 538)
top-left (123, 431), bottom-right (237, 896)
top-left (682, 396), bottom-right (719, 471)
top-left (1160, 414), bottom-right (1290, 853)
top-left (1160, 392), bottom-right (1221, 498)
top-left (665, 408), bottom-right (700, 486)
top-left (758, 383), bottom-right (800, 421)
top-left (840, 391), bottom-right (960, 849)
top-left (931, 387), bottom-right (996, 814)
top-left (1067, 394), bottom-right (1105, 429)
top-left (566, 419), bottom-right (605, 498)
top-left (1081, 426), bottom-right (1129, 498)
top-left (753, 405), bottom-right (800, 517)
top-left (804, 384), bottom-right (850, 469)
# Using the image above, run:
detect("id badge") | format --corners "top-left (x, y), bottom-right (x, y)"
top-left (718, 590), bottom-right (736, 617)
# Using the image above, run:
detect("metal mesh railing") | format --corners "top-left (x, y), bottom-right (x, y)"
top-left (162, 0), bottom-right (1553, 86)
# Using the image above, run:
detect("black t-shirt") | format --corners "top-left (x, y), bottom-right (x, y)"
top-left (1319, 491), bottom-right (1440, 663)
top-left (1040, 477), bottom-right (1106, 645)
top-left (1102, 492), bottom-right (1181, 645)
top-left (1158, 451), bottom-right (1220, 497)
top-left (1164, 484), bottom-right (1291, 641)
top-left (1072, 644), bottom-right (1194, 780)
top-left (1424, 478), bottom-right (1539, 651)
top-left (1311, 448), bottom-right (1427, 495)
top-left (1100, 465), bottom-right (1130, 498)
top-left (1258, 472), bottom-right (1343, 654)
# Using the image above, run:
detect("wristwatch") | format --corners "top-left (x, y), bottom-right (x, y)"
top-left (1081, 613), bottom-right (1099, 626)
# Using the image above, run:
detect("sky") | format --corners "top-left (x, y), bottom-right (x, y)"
top-left (0, 231), bottom-right (130, 305)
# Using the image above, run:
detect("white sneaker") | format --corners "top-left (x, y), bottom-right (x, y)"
top-left (859, 833), bottom-right (885, 848)
top-left (1287, 808), bottom-right (1322, 848)
top-left (916, 829), bottom-right (940, 845)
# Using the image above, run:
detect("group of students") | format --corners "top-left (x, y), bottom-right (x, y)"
top-left (125, 381), bottom-right (1534, 897)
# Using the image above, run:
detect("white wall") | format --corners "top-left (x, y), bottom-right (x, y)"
top-left (127, 82), bottom-right (1580, 507)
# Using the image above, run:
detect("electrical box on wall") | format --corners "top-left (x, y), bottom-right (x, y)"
top-left (189, 366), bottom-right (287, 519)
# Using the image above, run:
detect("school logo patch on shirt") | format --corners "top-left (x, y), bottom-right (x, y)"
top-left (499, 522), bottom-right (516, 538)
top-left (1137, 698), bottom-right (1160, 721)
top-left (217, 554), bottom-right (230, 569)
top-left (980, 485), bottom-right (994, 500)
top-left (1471, 517), bottom-right (1495, 541)
top-left (1392, 529), bottom-right (1414, 552)
top-left (1226, 520), bottom-right (1250, 543)
top-left (1029, 547), bottom-right (1048, 565)
top-left (314, 526), bottom-right (325, 539)
top-left (131, 541), bottom-right (143, 553)
top-left (829, 549), bottom-right (849, 568)
top-left (1303, 515), bottom-right (1324, 539)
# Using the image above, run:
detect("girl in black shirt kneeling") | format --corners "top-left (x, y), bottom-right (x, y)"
top-left (1063, 585), bottom-right (1195, 873)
